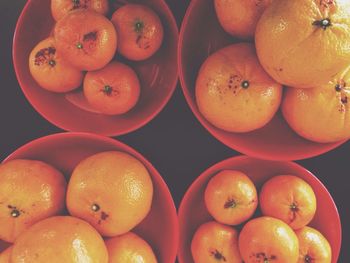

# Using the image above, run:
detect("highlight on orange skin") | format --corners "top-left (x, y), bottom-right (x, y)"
top-left (196, 43), bottom-right (282, 133)
top-left (51, 0), bottom-right (109, 21)
top-left (259, 175), bottom-right (317, 230)
top-left (239, 216), bottom-right (299, 263)
top-left (29, 37), bottom-right (83, 93)
top-left (54, 9), bottom-right (117, 71)
top-left (83, 61), bottom-right (140, 115)
top-left (204, 170), bottom-right (258, 226)
top-left (0, 159), bottom-right (67, 243)
top-left (111, 4), bottom-right (164, 61)
top-left (191, 221), bottom-right (242, 263)
top-left (105, 232), bottom-right (158, 263)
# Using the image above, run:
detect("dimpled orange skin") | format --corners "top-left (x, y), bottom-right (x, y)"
top-left (204, 170), bottom-right (258, 226)
top-left (11, 216), bottom-right (108, 263)
top-left (196, 43), bottom-right (282, 133)
top-left (0, 246), bottom-right (12, 263)
top-left (259, 175), bottom-right (317, 230)
top-left (214, 0), bottom-right (272, 39)
top-left (111, 4), bottom-right (164, 61)
top-left (191, 221), bottom-right (242, 263)
top-left (0, 159), bottom-right (67, 243)
top-left (83, 61), bottom-right (140, 115)
top-left (54, 10), bottom-right (117, 71)
top-left (105, 232), bottom-right (157, 263)
top-left (51, 0), bottom-right (109, 21)
top-left (295, 227), bottom-right (332, 263)
top-left (282, 67), bottom-right (350, 143)
top-left (66, 151), bottom-right (153, 237)
top-left (29, 37), bottom-right (83, 93)
top-left (255, 0), bottom-right (350, 89)
top-left (239, 217), bottom-right (299, 263)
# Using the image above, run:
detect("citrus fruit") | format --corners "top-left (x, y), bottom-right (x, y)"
top-left (0, 246), bottom-right (12, 263)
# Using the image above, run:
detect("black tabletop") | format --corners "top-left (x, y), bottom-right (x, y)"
top-left (0, 0), bottom-right (348, 262)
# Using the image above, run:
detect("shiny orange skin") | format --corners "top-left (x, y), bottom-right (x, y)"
top-left (54, 10), bottom-right (117, 71)
top-left (0, 246), bottom-right (12, 263)
top-left (295, 227), bottom-right (332, 263)
top-left (11, 216), bottom-right (108, 263)
top-left (105, 232), bottom-right (157, 263)
top-left (196, 43), bottom-right (282, 133)
top-left (191, 221), bottom-right (242, 263)
top-left (260, 175), bottom-right (317, 230)
top-left (204, 170), bottom-right (258, 225)
top-left (214, 0), bottom-right (272, 39)
top-left (83, 61), bottom-right (140, 115)
top-left (51, 0), bottom-right (109, 21)
top-left (29, 37), bottom-right (83, 93)
top-left (239, 217), bottom-right (299, 263)
top-left (66, 151), bottom-right (153, 237)
top-left (282, 68), bottom-right (350, 143)
top-left (255, 0), bottom-right (350, 89)
top-left (0, 159), bottom-right (66, 243)
top-left (111, 4), bottom-right (164, 61)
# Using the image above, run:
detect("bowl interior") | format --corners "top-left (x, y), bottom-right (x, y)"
top-left (13, 0), bottom-right (178, 136)
top-left (178, 0), bottom-right (346, 160)
top-left (0, 133), bottom-right (179, 262)
top-left (178, 156), bottom-right (341, 263)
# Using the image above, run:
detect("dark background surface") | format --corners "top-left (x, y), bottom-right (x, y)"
top-left (0, 0), bottom-right (348, 261)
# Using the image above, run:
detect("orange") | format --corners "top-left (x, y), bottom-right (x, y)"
top-left (255, 0), bottom-right (350, 88)
top-left (260, 175), bottom-right (317, 230)
top-left (111, 4), bottom-right (164, 61)
top-left (83, 61), bottom-right (140, 115)
top-left (295, 226), bottom-right (332, 263)
top-left (105, 232), bottom-right (157, 263)
top-left (66, 151), bottom-right (153, 237)
top-left (29, 37), bottom-right (83, 93)
top-left (204, 170), bottom-right (258, 225)
top-left (54, 10), bottom-right (117, 71)
top-left (196, 43), bottom-right (282, 133)
top-left (191, 221), bottom-right (242, 263)
top-left (282, 67), bottom-right (350, 143)
top-left (11, 216), bottom-right (108, 263)
top-left (0, 159), bottom-right (66, 243)
top-left (214, 0), bottom-right (272, 39)
top-left (239, 216), bottom-right (299, 263)
top-left (51, 0), bottom-right (109, 21)
top-left (0, 246), bottom-right (12, 263)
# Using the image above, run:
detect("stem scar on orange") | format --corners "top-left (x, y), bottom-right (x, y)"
top-left (239, 216), bottom-right (299, 263)
top-left (255, 0), bottom-right (350, 88)
top-left (111, 4), bottom-right (164, 61)
top-left (51, 0), bottom-right (109, 21)
top-left (0, 159), bottom-right (66, 243)
top-left (196, 43), bottom-right (282, 133)
top-left (191, 221), bottom-right (242, 263)
top-left (83, 61), bottom-right (140, 115)
top-left (66, 151), bottom-right (153, 237)
top-left (259, 175), bottom-right (317, 230)
top-left (204, 170), bottom-right (258, 226)
top-left (54, 9), bottom-right (117, 71)
top-left (29, 37), bottom-right (83, 93)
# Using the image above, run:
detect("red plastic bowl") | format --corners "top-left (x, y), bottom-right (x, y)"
top-left (178, 0), bottom-right (346, 161)
top-left (13, 0), bottom-right (178, 136)
top-left (178, 156), bottom-right (341, 263)
top-left (0, 133), bottom-right (179, 262)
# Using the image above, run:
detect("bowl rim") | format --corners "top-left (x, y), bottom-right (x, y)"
top-left (2, 131), bottom-right (180, 262)
top-left (177, 155), bottom-right (342, 263)
top-left (12, 0), bottom-right (179, 137)
top-left (177, 0), bottom-right (347, 161)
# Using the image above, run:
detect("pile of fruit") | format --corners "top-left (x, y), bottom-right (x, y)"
top-left (191, 171), bottom-right (332, 263)
top-left (0, 151), bottom-right (158, 262)
top-left (29, 0), bottom-right (164, 115)
top-left (196, 0), bottom-right (350, 143)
